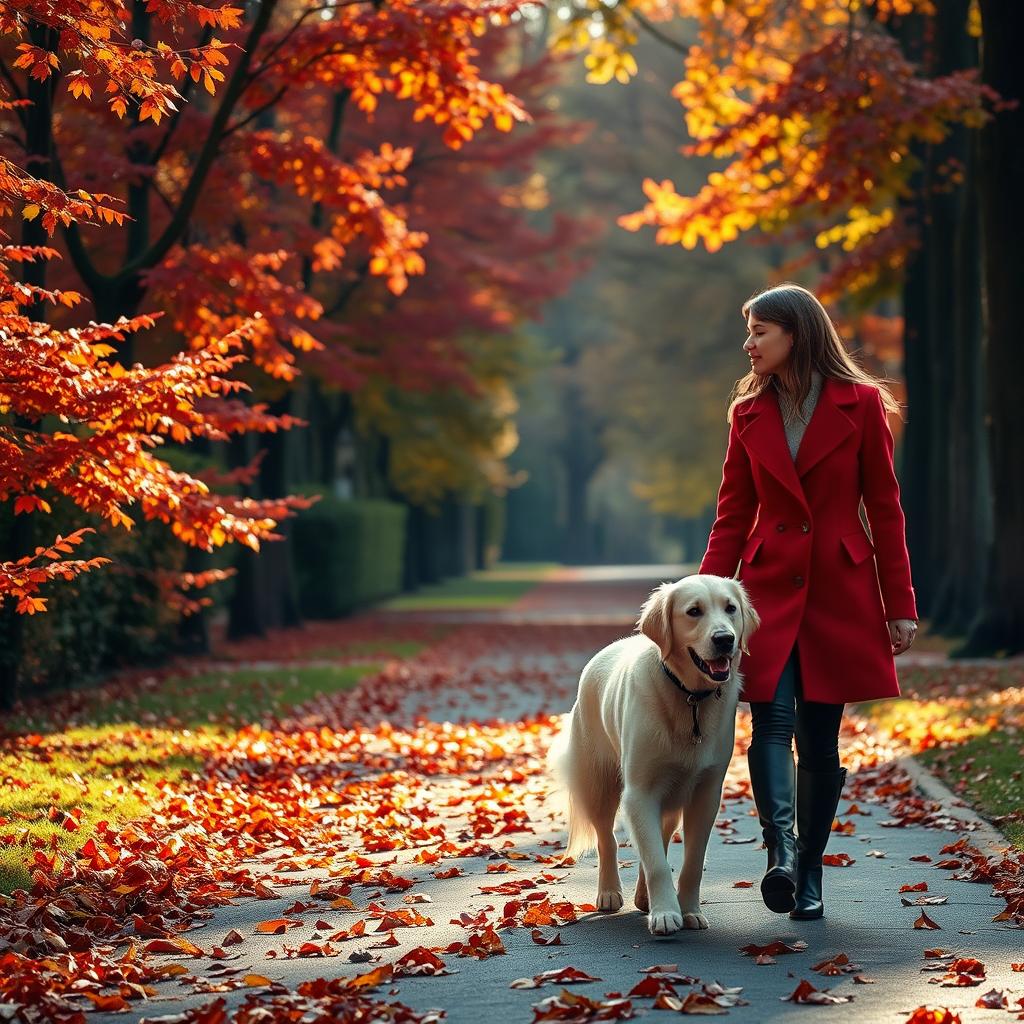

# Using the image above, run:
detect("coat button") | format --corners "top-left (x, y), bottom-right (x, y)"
top-left (800, 521), bottom-right (810, 533)
top-left (792, 575), bottom-right (805, 587)
top-left (776, 523), bottom-right (786, 532)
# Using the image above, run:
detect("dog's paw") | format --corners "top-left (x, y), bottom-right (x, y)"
top-left (596, 889), bottom-right (624, 913)
top-left (681, 911), bottom-right (709, 930)
top-left (648, 909), bottom-right (684, 936)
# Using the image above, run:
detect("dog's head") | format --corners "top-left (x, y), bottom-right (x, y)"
top-left (637, 575), bottom-right (760, 690)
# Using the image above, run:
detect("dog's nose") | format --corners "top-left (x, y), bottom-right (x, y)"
top-left (711, 632), bottom-right (735, 654)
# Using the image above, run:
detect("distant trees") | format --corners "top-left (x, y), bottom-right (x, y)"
top-left (555, 0), bottom-right (1020, 652)
top-left (0, 1), bottom-right (593, 702)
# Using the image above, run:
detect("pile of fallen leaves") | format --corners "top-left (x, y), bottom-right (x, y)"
top-left (1, 607), bottom-right (1021, 1022)
top-left (0, 620), bottom-right (623, 1019)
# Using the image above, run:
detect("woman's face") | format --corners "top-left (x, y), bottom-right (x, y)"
top-left (743, 314), bottom-right (793, 378)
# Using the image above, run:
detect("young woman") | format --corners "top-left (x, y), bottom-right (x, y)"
top-left (699, 282), bottom-right (918, 920)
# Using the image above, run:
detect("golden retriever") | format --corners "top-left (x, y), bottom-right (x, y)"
top-left (548, 575), bottom-right (759, 935)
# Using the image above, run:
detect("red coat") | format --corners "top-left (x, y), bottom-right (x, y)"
top-left (698, 378), bottom-right (918, 704)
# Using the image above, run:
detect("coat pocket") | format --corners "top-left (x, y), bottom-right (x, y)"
top-left (740, 535), bottom-right (764, 565)
top-left (840, 530), bottom-right (875, 565)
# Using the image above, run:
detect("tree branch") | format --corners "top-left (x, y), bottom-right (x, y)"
top-left (221, 82), bottom-right (290, 138)
top-left (117, 0), bottom-right (280, 283)
top-left (323, 256), bottom-right (371, 318)
top-left (0, 59), bottom-right (27, 131)
top-left (629, 8), bottom-right (689, 56)
top-left (148, 26), bottom-right (214, 167)
top-left (50, 146), bottom-right (111, 293)
top-left (247, 0), bottom-right (375, 84)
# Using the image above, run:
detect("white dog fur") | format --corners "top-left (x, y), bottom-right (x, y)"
top-left (548, 574), bottom-right (760, 935)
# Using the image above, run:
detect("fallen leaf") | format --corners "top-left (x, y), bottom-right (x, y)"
top-left (975, 988), bottom-right (1007, 1009)
top-left (781, 978), bottom-right (853, 1004)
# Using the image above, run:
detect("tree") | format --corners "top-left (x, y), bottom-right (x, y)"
top-left (961, 0), bottom-right (1024, 654)
top-left (1, 0), bottom-right (573, 641)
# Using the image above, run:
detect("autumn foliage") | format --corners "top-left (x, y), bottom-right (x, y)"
top-left (0, 0), bottom-right (588, 627)
top-left (579, 0), bottom-right (996, 301)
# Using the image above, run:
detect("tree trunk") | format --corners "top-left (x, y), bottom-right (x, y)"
top-left (896, 12), bottom-right (936, 615)
top-left (560, 377), bottom-right (600, 565)
top-left (474, 504), bottom-right (488, 570)
top-left (0, 21), bottom-right (58, 709)
top-left (227, 395), bottom-right (303, 638)
top-left (927, 1), bottom-right (988, 632)
top-left (960, 0), bottom-right (1024, 654)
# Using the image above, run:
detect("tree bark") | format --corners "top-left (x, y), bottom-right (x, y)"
top-left (896, 12), bottom-right (936, 615)
top-left (0, 21), bottom-right (58, 709)
top-left (227, 394), bottom-right (303, 638)
top-left (960, 0), bottom-right (1024, 654)
top-left (926, 1), bottom-right (989, 632)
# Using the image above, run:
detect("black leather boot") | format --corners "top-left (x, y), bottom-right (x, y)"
top-left (790, 764), bottom-right (848, 920)
top-left (746, 741), bottom-right (798, 913)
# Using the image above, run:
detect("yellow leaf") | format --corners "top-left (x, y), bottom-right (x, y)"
top-left (22, 204), bottom-right (40, 221)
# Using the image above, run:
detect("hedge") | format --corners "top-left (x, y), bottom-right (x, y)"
top-left (291, 494), bottom-right (407, 618)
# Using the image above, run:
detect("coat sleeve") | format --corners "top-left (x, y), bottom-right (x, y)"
top-left (699, 415), bottom-right (759, 578)
top-left (859, 387), bottom-right (918, 621)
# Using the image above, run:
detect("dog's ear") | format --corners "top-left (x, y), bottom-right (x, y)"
top-left (731, 580), bottom-right (760, 655)
top-left (637, 582), bottom-right (676, 660)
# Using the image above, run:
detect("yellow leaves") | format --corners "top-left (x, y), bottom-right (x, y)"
top-left (78, 20), bottom-right (111, 42)
top-left (967, 0), bottom-right (982, 37)
top-left (583, 44), bottom-right (638, 86)
top-left (815, 207), bottom-right (895, 251)
top-left (21, 204), bottom-right (40, 222)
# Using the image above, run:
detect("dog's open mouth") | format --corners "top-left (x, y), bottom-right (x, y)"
top-left (688, 647), bottom-right (732, 683)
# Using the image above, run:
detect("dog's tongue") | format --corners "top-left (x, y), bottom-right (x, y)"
top-left (708, 656), bottom-right (731, 675)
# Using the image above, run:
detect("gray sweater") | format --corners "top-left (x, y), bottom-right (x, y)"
top-left (777, 370), bottom-right (823, 461)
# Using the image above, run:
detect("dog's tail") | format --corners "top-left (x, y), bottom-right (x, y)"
top-left (546, 712), bottom-right (597, 858)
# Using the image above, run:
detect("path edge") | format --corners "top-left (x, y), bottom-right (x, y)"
top-left (895, 753), bottom-right (1011, 854)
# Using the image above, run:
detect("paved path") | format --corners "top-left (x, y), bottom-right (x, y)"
top-left (96, 567), bottom-right (1021, 1023)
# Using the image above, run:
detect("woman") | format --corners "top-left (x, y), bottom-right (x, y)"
top-left (698, 282), bottom-right (918, 921)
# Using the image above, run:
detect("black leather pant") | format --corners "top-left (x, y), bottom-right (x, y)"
top-left (748, 646), bottom-right (845, 771)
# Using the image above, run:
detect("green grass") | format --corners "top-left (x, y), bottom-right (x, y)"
top-left (0, 662), bottom-right (379, 895)
top-left (916, 735), bottom-right (1024, 850)
top-left (0, 725), bottom-right (215, 895)
top-left (854, 660), bottom-right (1024, 851)
top-left (94, 663), bottom-right (377, 729)
top-left (379, 564), bottom-right (556, 611)
top-left (304, 639), bottom-right (428, 661)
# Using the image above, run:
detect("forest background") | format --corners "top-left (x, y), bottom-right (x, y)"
top-left (0, 0), bottom-right (1019, 707)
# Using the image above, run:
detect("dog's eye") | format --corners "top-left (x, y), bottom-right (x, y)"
top-left (686, 607), bottom-right (702, 617)
top-left (725, 603), bottom-right (737, 614)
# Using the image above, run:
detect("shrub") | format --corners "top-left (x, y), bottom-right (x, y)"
top-left (291, 493), bottom-right (407, 617)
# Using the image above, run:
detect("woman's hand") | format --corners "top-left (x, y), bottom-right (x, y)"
top-left (888, 618), bottom-right (918, 655)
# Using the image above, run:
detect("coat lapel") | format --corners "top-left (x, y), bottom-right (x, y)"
top-left (735, 386), bottom-right (806, 510)
top-left (794, 378), bottom-right (858, 478)
top-left (735, 378), bottom-right (859, 509)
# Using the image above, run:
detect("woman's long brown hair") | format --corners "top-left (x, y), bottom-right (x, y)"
top-left (726, 282), bottom-right (902, 425)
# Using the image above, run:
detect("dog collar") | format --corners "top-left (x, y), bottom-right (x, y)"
top-left (661, 662), bottom-right (723, 744)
